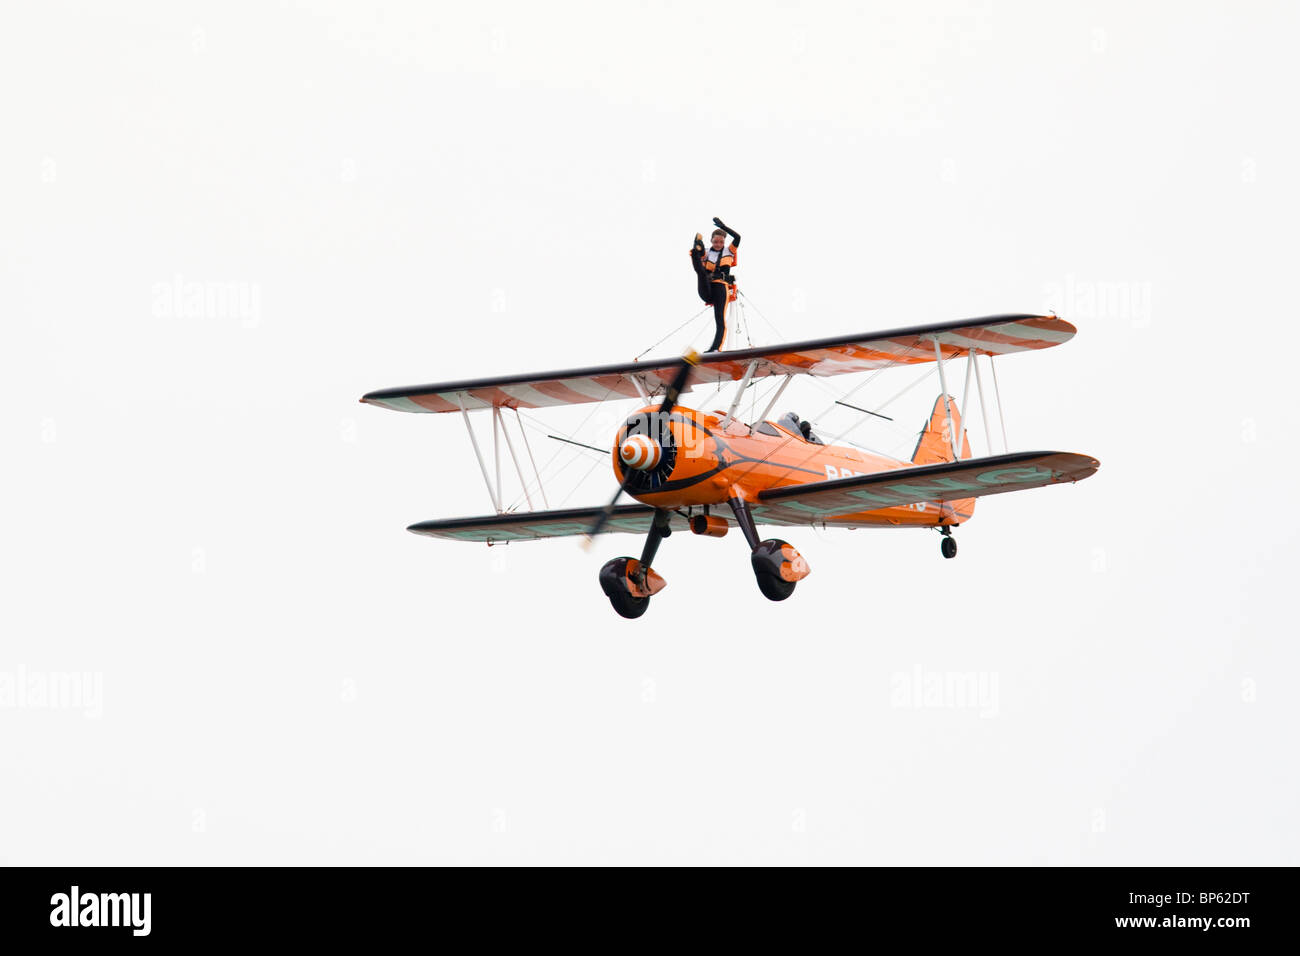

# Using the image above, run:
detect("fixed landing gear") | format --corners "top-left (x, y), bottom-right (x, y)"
top-left (599, 498), bottom-right (814, 614)
top-left (728, 494), bottom-right (810, 602)
top-left (940, 525), bottom-right (957, 559)
top-left (599, 508), bottom-right (670, 619)
top-left (598, 557), bottom-right (659, 618)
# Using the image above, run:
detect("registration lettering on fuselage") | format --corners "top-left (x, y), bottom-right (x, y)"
top-left (826, 464), bottom-right (928, 511)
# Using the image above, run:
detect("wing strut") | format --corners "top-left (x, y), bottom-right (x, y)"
top-left (461, 400), bottom-right (558, 514)
top-left (970, 350), bottom-right (993, 456)
top-left (756, 374), bottom-right (792, 429)
top-left (496, 407), bottom-right (535, 511)
top-left (988, 352), bottom-right (1009, 452)
top-left (513, 408), bottom-right (549, 510)
top-left (459, 394), bottom-right (502, 513)
top-left (719, 360), bottom-right (759, 429)
top-left (960, 349), bottom-right (975, 441)
top-left (491, 407), bottom-right (503, 508)
top-left (929, 337), bottom-right (960, 459)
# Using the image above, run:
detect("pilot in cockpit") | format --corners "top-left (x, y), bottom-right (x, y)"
top-left (778, 411), bottom-right (823, 445)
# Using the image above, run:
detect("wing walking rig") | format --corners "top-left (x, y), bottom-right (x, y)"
top-left (361, 314), bottom-right (1099, 618)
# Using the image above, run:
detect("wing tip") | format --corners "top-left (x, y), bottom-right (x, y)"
top-left (1033, 313), bottom-right (1079, 340)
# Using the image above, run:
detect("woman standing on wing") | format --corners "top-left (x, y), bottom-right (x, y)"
top-left (690, 216), bottom-right (740, 352)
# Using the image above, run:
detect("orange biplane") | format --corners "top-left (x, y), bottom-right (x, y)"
top-left (361, 314), bottom-right (1099, 618)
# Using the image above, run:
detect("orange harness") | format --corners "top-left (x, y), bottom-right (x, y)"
top-left (703, 242), bottom-right (739, 300)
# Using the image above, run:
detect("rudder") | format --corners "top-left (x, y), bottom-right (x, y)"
top-left (911, 394), bottom-right (972, 465)
top-left (912, 394), bottom-right (975, 523)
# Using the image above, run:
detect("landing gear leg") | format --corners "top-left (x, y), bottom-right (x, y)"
top-left (727, 493), bottom-right (760, 551)
top-left (728, 494), bottom-right (810, 601)
top-left (599, 508), bottom-right (671, 619)
top-left (635, 509), bottom-right (671, 586)
top-left (940, 524), bottom-right (957, 559)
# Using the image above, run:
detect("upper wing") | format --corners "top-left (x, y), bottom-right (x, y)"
top-left (361, 314), bottom-right (1074, 413)
top-left (750, 451), bottom-right (1099, 527)
top-left (407, 503), bottom-right (690, 543)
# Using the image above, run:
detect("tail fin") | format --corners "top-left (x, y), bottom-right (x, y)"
top-left (911, 395), bottom-right (972, 465)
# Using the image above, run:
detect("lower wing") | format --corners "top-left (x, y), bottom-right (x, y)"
top-left (407, 504), bottom-right (689, 543)
top-left (405, 451), bottom-right (1097, 542)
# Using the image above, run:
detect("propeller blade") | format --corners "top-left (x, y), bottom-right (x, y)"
top-left (581, 474), bottom-right (634, 548)
top-left (657, 348), bottom-right (699, 417)
top-left (583, 349), bottom-right (699, 544)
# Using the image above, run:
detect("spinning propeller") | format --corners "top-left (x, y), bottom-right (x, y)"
top-left (583, 349), bottom-right (699, 542)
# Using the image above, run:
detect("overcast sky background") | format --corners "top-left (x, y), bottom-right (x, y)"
top-left (2, 1), bottom-right (1297, 864)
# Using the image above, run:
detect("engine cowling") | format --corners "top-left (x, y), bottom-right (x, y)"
top-left (611, 405), bottom-right (724, 504)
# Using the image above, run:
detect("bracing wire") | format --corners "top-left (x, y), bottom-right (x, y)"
top-left (634, 306), bottom-right (711, 361)
top-left (500, 388), bottom-right (626, 512)
top-left (737, 289), bottom-right (785, 341)
top-left (725, 342), bottom-right (937, 484)
top-left (494, 287), bottom-right (960, 514)
top-left (734, 288), bottom-right (939, 446)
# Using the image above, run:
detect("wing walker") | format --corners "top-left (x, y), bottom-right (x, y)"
top-left (362, 222), bottom-right (1099, 618)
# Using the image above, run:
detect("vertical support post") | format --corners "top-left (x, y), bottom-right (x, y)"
top-left (513, 407), bottom-right (549, 510)
top-left (970, 350), bottom-right (994, 457)
top-left (499, 410), bottom-right (535, 511)
top-left (631, 375), bottom-right (650, 402)
top-left (491, 406), bottom-right (503, 508)
top-left (719, 360), bottom-right (758, 429)
top-left (930, 337), bottom-right (960, 459)
top-left (988, 352), bottom-right (1009, 452)
top-left (959, 349), bottom-right (975, 449)
top-left (458, 394), bottom-right (501, 513)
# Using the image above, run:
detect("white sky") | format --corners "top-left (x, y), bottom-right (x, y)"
top-left (2, 0), bottom-right (1296, 864)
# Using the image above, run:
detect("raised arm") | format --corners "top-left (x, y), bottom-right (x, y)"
top-left (712, 216), bottom-right (741, 248)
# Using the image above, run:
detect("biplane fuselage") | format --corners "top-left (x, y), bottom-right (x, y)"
top-left (616, 404), bottom-right (973, 528)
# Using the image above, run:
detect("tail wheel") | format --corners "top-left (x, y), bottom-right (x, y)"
top-left (941, 536), bottom-right (957, 559)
